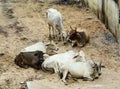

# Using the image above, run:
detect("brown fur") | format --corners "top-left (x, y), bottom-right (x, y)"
top-left (14, 51), bottom-right (44, 69)
top-left (68, 28), bottom-right (89, 47)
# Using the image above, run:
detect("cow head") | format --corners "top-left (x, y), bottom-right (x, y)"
top-left (65, 26), bottom-right (77, 44)
top-left (44, 41), bottom-right (59, 55)
top-left (93, 61), bottom-right (102, 79)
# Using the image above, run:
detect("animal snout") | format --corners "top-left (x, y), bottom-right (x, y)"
top-left (63, 41), bottom-right (67, 45)
top-left (99, 73), bottom-right (102, 76)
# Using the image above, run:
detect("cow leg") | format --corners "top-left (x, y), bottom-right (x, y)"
top-left (60, 32), bottom-right (63, 41)
top-left (53, 61), bottom-right (59, 73)
top-left (83, 76), bottom-right (94, 81)
top-left (49, 24), bottom-right (52, 40)
top-left (62, 70), bottom-right (68, 85)
top-left (55, 29), bottom-right (61, 41)
top-left (52, 23), bottom-right (56, 40)
top-left (83, 73), bottom-right (94, 81)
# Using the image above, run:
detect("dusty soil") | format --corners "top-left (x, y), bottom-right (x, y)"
top-left (0, 1), bottom-right (120, 89)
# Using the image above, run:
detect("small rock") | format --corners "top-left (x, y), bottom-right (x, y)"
top-left (26, 80), bottom-right (53, 89)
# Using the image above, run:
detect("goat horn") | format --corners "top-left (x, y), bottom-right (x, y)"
top-left (70, 26), bottom-right (74, 30)
top-left (75, 27), bottom-right (77, 31)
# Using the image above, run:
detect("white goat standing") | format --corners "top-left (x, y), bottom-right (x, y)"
top-left (46, 8), bottom-right (67, 43)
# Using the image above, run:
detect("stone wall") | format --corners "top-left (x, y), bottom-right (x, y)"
top-left (83, 0), bottom-right (119, 44)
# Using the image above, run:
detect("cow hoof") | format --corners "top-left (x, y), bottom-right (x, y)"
top-left (73, 78), bottom-right (77, 81)
top-left (64, 82), bottom-right (68, 85)
top-left (62, 79), bottom-right (68, 85)
top-left (83, 77), bottom-right (88, 81)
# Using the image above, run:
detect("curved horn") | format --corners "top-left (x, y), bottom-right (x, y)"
top-left (70, 26), bottom-right (74, 30)
top-left (99, 60), bottom-right (105, 68)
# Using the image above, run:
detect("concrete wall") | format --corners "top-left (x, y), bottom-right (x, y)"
top-left (83, 0), bottom-right (119, 43)
top-left (118, 0), bottom-right (120, 10)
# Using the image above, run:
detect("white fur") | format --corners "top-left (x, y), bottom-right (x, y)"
top-left (71, 50), bottom-right (86, 62)
top-left (60, 60), bottom-right (95, 84)
top-left (21, 42), bottom-right (46, 52)
top-left (42, 50), bottom-right (102, 84)
top-left (21, 41), bottom-right (58, 53)
top-left (42, 50), bottom-right (78, 73)
top-left (78, 50), bottom-right (86, 62)
top-left (46, 8), bottom-right (67, 43)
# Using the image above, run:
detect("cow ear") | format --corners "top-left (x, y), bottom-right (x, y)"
top-left (101, 65), bottom-right (105, 68)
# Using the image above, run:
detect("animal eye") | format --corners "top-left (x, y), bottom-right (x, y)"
top-left (34, 53), bottom-right (38, 56)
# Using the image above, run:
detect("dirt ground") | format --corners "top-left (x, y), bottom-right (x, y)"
top-left (0, 1), bottom-right (120, 89)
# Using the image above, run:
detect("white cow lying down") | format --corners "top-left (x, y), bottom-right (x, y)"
top-left (21, 41), bottom-right (59, 55)
top-left (41, 50), bottom-right (82, 73)
top-left (59, 59), bottom-right (102, 84)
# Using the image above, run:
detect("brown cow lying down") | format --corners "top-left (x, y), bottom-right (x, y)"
top-left (67, 26), bottom-right (89, 47)
top-left (14, 51), bottom-right (44, 69)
